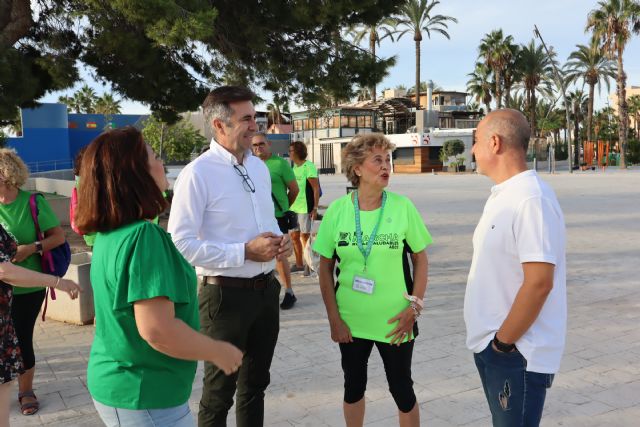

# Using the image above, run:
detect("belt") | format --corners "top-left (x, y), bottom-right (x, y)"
top-left (203, 272), bottom-right (274, 290)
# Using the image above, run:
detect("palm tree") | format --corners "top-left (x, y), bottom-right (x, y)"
top-left (628, 94), bottom-right (640, 137)
top-left (393, 0), bottom-right (457, 110)
top-left (348, 19), bottom-right (398, 102)
top-left (94, 93), bottom-right (122, 115)
top-left (567, 89), bottom-right (589, 165)
top-left (59, 94), bottom-right (82, 113)
top-left (564, 40), bottom-right (617, 142)
top-left (77, 84), bottom-right (97, 113)
top-left (502, 42), bottom-right (522, 108)
top-left (587, 0), bottom-right (640, 168)
top-left (466, 62), bottom-right (493, 114)
top-left (478, 29), bottom-right (515, 109)
top-left (266, 102), bottom-right (289, 127)
top-left (518, 39), bottom-right (554, 136)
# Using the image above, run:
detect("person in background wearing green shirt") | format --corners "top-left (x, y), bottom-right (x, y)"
top-left (75, 127), bottom-right (243, 427)
top-left (314, 134), bottom-right (432, 427)
top-left (0, 148), bottom-right (67, 416)
top-left (288, 141), bottom-right (320, 276)
top-left (252, 133), bottom-right (300, 309)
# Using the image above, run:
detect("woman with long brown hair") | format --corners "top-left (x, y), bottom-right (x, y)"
top-left (75, 127), bottom-right (242, 427)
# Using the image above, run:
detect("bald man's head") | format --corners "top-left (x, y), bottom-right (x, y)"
top-left (481, 109), bottom-right (531, 153)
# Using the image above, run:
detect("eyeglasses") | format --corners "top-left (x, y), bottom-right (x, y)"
top-left (233, 164), bottom-right (256, 193)
top-left (252, 142), bottom-right (266, 148)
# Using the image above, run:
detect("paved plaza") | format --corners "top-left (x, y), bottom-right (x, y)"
top-left (9, 169), bottom-right (640, 426)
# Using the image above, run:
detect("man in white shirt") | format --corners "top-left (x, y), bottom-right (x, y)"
top-left (168, 86), bottom-right (292, 427)
top-left (464, 109), bottom-right (566, 427)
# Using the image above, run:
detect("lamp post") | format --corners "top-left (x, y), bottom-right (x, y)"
top-left (534, 25), bottom-right (573, 173)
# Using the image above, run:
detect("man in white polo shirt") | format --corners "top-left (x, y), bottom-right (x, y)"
top-left (464, 109), bottom-right (566, 426)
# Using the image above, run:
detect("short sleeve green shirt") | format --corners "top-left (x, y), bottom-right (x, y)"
top-left (265, 155), bottom-right (296, 218)
top-left (0, 190), bottom-right (60, 294)
top-left (313, 191), bottom-right (433, 343)
top-left (290, 160), bottom-right (318, 214)
top-left (87, 221), bottom-right (199, 410)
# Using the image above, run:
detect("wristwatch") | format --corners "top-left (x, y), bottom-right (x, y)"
top-left (35, 241), bottom-right (43, 255)
top-left (493, 333), bottom-right (516, 353)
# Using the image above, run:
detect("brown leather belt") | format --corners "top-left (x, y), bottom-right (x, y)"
top-left (203, 272), bottom-right (274, 290)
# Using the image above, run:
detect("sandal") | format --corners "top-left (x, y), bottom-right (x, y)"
top-left (18, 390), bottom-right (39, 416)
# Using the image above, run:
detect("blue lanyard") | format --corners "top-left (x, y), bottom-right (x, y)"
top-left (354, 190), bottom-right (387, 272)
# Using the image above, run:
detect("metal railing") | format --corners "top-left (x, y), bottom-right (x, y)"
top-left (26, 159), bottom-right (73, 173)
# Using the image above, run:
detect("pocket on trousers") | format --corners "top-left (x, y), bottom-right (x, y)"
top-left (205, 284), bottom-right (223, 321)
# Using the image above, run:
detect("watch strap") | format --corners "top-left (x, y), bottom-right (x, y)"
top-left (493, 333), bottom-right (516, 352)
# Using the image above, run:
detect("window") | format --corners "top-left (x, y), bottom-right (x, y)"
top-left (331, 116), bottom-right (340, 128)
top-left (341, 116), bottom-right (349, 127)
top-left (348, 116), bottom-right (357, 128)
top-left (394, 147), bottom-right (415, 165)
top-left (429, 146), bottom-right (441, 161)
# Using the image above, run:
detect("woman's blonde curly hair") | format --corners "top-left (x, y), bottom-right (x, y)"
top-left (342, 133), bottom-right (395, 187)
top-left (0, 148), bottom-right (29, 188)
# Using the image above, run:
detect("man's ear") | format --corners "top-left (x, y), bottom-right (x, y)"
top-left (212, 118), bottom-right (225, 136)
top-left (490, 134), bottom-right (502, 154)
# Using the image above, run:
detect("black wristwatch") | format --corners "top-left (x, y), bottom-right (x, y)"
top-left (34, 240), bottom-right (43, 255)
top-left (493, 333), bottom-right (516, 353)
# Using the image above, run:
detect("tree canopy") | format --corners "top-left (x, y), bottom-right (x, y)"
top-left (1, 0), bottom-right (403, 124)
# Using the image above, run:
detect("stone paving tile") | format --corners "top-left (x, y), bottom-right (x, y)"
top-left (10, 171), bottom-right (640, 426)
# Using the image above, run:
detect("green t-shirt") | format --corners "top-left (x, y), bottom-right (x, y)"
top-left (87, 221), bottom-right (199, 410)
top-left (313, 191), bottom-right (433, 343)
top-left (265, 155), bottom-right (296, 218)
top-left (290, 160), bottom-right (318, 214)
top-left (0, 190), bottom-right (60, 294)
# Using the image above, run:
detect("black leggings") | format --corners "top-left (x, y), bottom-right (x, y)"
top-left (339, 337), bottom-right (416, 413)
top-left (11, 290), bottom-right (46, 371)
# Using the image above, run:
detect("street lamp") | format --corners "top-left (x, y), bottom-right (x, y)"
top-left (534, 25), bottom-right (573, 174)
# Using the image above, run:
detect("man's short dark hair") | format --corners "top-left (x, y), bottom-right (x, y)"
top-left (202, 86), bottom-right (256, 128)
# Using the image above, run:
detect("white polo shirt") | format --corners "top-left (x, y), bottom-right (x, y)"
top-left (168, 139), bottom-right (280, 278)
top-left (464, 170), bottom-right (567, 374)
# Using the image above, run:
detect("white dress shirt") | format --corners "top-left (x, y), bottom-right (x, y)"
top-left (168, 139), bottom-right (281, 278)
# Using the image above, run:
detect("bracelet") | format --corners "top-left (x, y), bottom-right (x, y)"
top-left (52, 276), bottom-right (61, 289)
top-left (404, 293), bottom-right (424, 309)
top-left (410, 303), bottom-right (421, 319)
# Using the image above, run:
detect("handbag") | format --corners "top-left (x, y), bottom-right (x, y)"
top-left (29, 193), bottom-right (72, 320)
top-left (271, 193), bottom-right (298, 232)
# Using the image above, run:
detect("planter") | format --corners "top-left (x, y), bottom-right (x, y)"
top-left (458, 165), bottom-right (466, 172)
top-left (44, 252), bottom-right (94, 325)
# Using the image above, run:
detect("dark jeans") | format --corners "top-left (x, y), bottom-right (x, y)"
top-left (339, 338), bottom-right (416, 413)
top-left (198, 274), bottom-right (281, 427)
top-left (474, 342), bottom-right (555, 427)
top-left (11, 289), bottom-right (46, 370)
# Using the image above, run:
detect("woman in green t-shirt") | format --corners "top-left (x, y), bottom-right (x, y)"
top-left (314, 133), bottom-right (432, 427)
top-left (0, 148), bottom-right (67, 416)
top-left (75, 127), bottom-right (242, 427)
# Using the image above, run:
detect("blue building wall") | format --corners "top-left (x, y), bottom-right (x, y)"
top-left (6, 104), bottom-right (147, 172)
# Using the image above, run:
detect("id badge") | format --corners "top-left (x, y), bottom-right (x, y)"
top-left (352, 272), bottom-right (375, 295)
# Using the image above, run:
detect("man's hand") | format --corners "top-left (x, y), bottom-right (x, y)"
top-left (276, 234), bottom-right (292, 261)
top-left (245, 233), bottom-right (281, 262)
top-left (12, 244), bottom-right (36, 263)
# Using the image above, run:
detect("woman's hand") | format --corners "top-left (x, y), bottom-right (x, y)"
top-left (210, 340), bottom-right (244, 376)
top-left (386, 307), bottom-right (416, 346)
top-left (54, 278), bottom-right (82, 299)
top-left (12, 244), bottom-right (35, 263)
top-left (329, 316), bottom-right (353, 343)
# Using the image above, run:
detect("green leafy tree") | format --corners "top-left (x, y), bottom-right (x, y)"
top-left (348, 18), bottom-right (398, 102)
top-left (587, 0), bottom-right (640, 168)
top-left (1, 0), bottom-right (403, 124)
top-left (627, 94), bottom-right (640, 137)
top-left (94, 93), bottom-right (122, 115)
top-left (393, 0), bottom-right (457, 109)
top-left (518, 39), bottom-right (555, 136)
top-left (567, 89), bottom-right (589, 165)
top-left (478, 29), bottom-right (515, 109)
top-left (142, 115), bottom-right (207, 163)
top-left (564, 40), bottom-right (617, 142)
top-left (467, 62), bottom-right (494, 114)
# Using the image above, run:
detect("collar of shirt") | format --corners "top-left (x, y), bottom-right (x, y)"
top-left (208, 138), bottom-right (253, 165)
top-left (491, 169), bottom-right (536, 194)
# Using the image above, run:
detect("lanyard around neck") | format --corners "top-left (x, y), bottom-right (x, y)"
top-left (354, 190), bottom-right (387, 271)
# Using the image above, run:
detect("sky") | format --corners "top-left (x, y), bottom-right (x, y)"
top-left (41, 0), bottom-right (640, 114)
